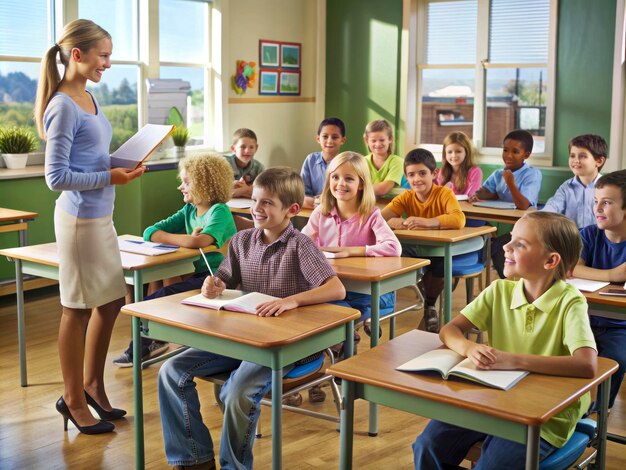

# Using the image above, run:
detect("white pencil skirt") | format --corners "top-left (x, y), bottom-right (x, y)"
top-left (54, 207), bottom-right (127, 309)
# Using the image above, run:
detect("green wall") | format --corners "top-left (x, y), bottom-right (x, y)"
top-left (0, 168), bottom-right (181, 282)
top-left (325, 0), bottom-right (617, 195)
top-left (325, 0), bottom-right (404, 154)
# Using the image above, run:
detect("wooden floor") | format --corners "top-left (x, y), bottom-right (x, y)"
top-left (1, 276), bottom-right (624, 469)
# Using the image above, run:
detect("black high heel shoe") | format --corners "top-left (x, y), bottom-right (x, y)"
top-left (55, 396), bottom-right (115, 434)
top-left (84, 391), bottom-right (127, 421)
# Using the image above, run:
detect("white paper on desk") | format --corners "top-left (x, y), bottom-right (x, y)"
top-left (566, 278), bottom-right (610, 293)
top-left (455, 194), bottom-right (469, 201)
top-left (110, 124), bottom-right (175, 169)
top-left (227, 198), bottom-right (253, 209)
top-left (323, 251), bottom-right (338, 259)
top-left (118, 239), bottom-right (179, 256)
top-left (473, 200), bottom-right (517, 210)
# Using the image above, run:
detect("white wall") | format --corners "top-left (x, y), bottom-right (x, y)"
top-left (223, 0), bottom-right (323, 169)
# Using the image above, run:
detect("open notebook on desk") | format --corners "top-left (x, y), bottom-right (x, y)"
top-left (118, 239), bottom-right (179, 256)
top-left (182, 290), bottom-right (278, 314)
top-left (566, 278), bottom-right (610, 292)
top-left (472, 200), bottom-right (517, 210)
top-left (397, 348), bottom-right (528, 391)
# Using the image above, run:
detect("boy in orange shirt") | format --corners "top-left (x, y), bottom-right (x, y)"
top-left (382, 148), bottom-right (465, 332)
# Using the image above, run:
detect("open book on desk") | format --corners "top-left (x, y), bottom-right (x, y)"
top-left (397, 348), bottom-right (528, 391)
top-left (182, 290), bottom-right (278, 314)
top-left (110, 124), bottom-right (175, 169)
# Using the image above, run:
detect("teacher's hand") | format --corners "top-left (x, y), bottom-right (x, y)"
top-left (110, 166), bottom-right (146, 185)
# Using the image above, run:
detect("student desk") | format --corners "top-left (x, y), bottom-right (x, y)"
top-left (458, 201), bottom-right (528, 224)
top-left (584, 285), bottom-right (626, 321)
top-left (0, 207), bottom-right (39, 247)
top-left (121, 291), bottom-right (360, 470)
top-left (0, 235), bottom-right (213, 386)
top-left (328, 329), bottom-right (618, 470)
top-left (328, 256), bottom-right (431, 436)
top-left (393, 225), bottom-right (497, 324)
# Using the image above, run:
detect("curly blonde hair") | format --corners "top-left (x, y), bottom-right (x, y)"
top-left (179, 153), bottom-right (233, 205)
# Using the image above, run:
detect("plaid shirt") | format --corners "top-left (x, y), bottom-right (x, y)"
top-left (216, 223), bottom-right (336, 297)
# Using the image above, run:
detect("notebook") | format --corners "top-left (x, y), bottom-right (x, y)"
top-left (118, 239), bottom-right (179, 256)
top-left (566, 278), bottom-right (610, 293)
top-left (397, 348), bottom-right (528, 391)
top-left (181, 290), bottom-right (278, 314)
top-left (110, 124), bottom-right (175, 169)
top-left (472, 201), bottom-right (517, 210)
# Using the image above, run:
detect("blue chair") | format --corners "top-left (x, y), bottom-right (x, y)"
top-left (466, 419), bottom-right (597, 469)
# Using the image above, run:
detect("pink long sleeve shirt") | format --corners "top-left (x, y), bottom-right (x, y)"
top-left (302, 206), bottom-right (402, 257)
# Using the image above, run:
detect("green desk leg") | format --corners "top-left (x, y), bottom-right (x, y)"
top-left (596, 376), bottom-right (611, 469)
top-left (368, 282), bottom-right (380, 436)
top-left (271, 366), bottom-right (283, 470)
top-left (132, 271), bottom-right (145, 470)
top-left (339, 379), bottom-right (356, 470)
top-left (15, 259), bottom-right (27, 387)
top-left (443, 244), bottom-right (452, 324)
top-left (525, 425), bottom-right (540, 470)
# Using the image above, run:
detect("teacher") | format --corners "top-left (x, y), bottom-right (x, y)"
top-left (34, 19), bottom-right (144, 434)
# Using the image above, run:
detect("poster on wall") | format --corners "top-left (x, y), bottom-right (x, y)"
top-left (259, 39), bottom-right (301, 96)
top-left (259, 70), bottom-right (279, 95)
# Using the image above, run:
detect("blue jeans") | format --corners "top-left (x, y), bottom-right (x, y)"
top-left (333, 291), bottom-right (396, 323)
top-left (412, 420), bottom-right (556, 470)
top-left (593, 326), bottom-right (626, 408)
top-left (158, 347), bottom-right (294, 469)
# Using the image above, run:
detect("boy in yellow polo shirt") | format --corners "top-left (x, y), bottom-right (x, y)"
top-left (381, 148), bottom-right (465, 332)
top-left (412, 212), bottom-right (597, 469)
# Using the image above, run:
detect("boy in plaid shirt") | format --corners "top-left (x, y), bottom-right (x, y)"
top-left (157, 167), bottom-right (346, 470)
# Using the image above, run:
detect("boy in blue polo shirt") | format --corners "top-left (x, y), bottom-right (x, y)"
top-left (472, 129), bottom-right (542, 278)
top-left (301, 117), bottom-right (346, 208)
top-left (542, 134), bottom-right (607, 228)
top-left (573, 169), bottom-right (626, 410)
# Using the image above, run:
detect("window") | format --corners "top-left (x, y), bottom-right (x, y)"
top-left (159, 0), bottom-right (210, 146)
top-left (415, 0), bottom-right (554, 159)
top-left (0, 0), bottom-right (220, 156)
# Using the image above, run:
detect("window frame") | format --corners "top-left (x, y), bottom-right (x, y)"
top-left (409, 0), bottom-right (558, 166)
top-left (0, 0), bottom-right (221, 158)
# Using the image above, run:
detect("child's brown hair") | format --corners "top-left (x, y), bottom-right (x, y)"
top-left (363, 119), bottom-right (394, 156)
top-left (440, 131), bottom-right (475, 193)
top-left (569, 134), bottom-right (607, 170)
top-left (254, 167), bottom-right (304, 209)
top-left (522, 212), bottom-right (582, 281)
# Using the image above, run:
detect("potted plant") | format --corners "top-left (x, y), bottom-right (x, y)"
top-left (171, 126), bottom-right (190, 159)
top-left (0, 127), bottom-right (39, 169)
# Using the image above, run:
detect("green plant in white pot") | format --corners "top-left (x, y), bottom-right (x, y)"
top-left (171, 126), bottom-right (190, 159)
top-left (0, 127), bottom-right (39, 169)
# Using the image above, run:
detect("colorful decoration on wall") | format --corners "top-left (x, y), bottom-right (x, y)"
top-left (231, 60), bottom-right (256, 95)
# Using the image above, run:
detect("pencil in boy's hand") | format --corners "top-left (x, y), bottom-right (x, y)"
top-left (199, 248), bottom-right (214, 277)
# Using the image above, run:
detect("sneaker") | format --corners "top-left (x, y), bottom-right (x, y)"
top-left (308, 385), bottom-right (326, 403)
top-left (282, 392), bottom-right (303, 407)
top-left (112, 340), bottom-right (170, 368)
top-left (424, 306), bottom-right (440, 333)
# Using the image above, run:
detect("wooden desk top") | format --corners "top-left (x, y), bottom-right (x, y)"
top-left (584, 285), bottom-right (626, 308)
top-left (459, 201), bottom-right (528, 224)
top-left (121, 290), bottom-right (361, 348)
top-left (0, 235), bottom-right (216, 271)
top-left (329, 257), bottom-right (430, 282)
top-left (327, 329), bottom-right (617, 426)
top-left (0, 208), bottom-right (39, 222)
top-left (393, 225), bottom-right (496, 243)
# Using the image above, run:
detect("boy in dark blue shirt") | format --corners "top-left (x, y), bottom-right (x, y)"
top-left (573, 169), bottom-right (626, 409)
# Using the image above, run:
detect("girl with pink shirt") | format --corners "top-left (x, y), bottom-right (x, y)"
top-left (302, 151), bottom-right (401, 332)
top-left (436, 131), bottom-right (482, 196)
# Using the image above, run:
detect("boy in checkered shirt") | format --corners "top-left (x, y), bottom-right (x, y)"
top-left (157, 167), bottom-right (346, 470)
